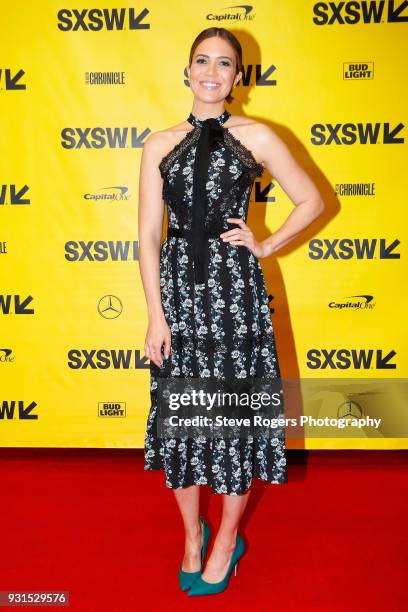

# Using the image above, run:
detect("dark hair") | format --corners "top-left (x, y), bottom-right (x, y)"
top-left (188, 27), bottom-right (242, 104)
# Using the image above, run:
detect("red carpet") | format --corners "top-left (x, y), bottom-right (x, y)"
top-left (0, 449), bottom-right (406, 611)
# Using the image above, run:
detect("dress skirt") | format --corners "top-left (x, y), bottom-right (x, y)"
top-left (143, 236), bottom-right (288, 495)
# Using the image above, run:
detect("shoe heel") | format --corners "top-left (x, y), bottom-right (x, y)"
top-left (178, 516), bottom-right (211, 592)
top-left (188, 533), bottom-right (244, 596)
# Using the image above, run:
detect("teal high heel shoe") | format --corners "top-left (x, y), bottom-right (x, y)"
top-left (188, 533), bottom-right (245, 596)
top-left (178, 516), bottom-right (211, 592)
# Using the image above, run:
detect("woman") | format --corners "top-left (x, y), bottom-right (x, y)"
top-left (138, 27), bottom-right (323, 596)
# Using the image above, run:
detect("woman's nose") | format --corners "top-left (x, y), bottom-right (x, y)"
top-left (204, 64), bottom-right (216, 76)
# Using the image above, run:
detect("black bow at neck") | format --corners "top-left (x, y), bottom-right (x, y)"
top-left (186, 109), bottom-right (231, 284)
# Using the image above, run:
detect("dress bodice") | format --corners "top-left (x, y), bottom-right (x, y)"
top-left (158, 110), bottom-right (264, 234)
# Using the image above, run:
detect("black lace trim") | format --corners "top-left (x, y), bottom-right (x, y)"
top-left (169, 331), bottom-right (275, 354)
top-left (158, 125), bottom-right (264, 180)
top-left (223, 128), bottom-right (264, 177)
top-left (158, 127), bottom-right (201, 179)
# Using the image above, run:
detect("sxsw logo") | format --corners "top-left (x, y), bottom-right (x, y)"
top-left (65, 241), bottom-right (139, 261)
top-left (309, 238), bottom-right (400, 259)
top-left (255, 181), bottom-right (275, 203)
top-left (313, 1), bottom-right (408, 24)
top-left (68, 349), bottom-right (150, 369)
top-left (311, 122), bottom-right (404, 145)
top-left (0, 69), bottom-right (26, 90)
top-left (0, 185), bottom-right (30, 205)
top-left (0, 400), bottom-right (38, 420)
top-left (61, 127), bottom-right (149, 149)
top-left (307, 349), bottom-right (397, 369)
top-left (0, 295), bottom-right (34, 314)
top-left (184, 64), bottom-right (277, 89)
top-left (98, 402), bottom-right (126, 417)
top-left (57, 7), bottom-right (150, 31)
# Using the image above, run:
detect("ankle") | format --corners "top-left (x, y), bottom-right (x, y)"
top-left (213, 531), bottom-right (237, 553)
top-left (185, 520), bottom-right (202, 542)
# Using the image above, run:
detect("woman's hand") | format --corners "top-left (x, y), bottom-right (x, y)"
top-left (145, 314), bottom-right (171, 368)
top-left (220, 218), bottom-right (269, 259)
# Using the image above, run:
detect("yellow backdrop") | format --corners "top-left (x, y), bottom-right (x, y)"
top-left (1, 1), bottom-right (406, 449)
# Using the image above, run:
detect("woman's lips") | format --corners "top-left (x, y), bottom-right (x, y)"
top-left (200, 82), bottom-right (221, 90)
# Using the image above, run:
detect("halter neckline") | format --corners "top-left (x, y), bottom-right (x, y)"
top-left (187, 109), bottom-right (231, 128)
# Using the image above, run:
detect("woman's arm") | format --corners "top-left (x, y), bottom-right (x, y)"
top-left (256, 124), bottom-right (324, 257)
top-left (138, 132), bottom-right (171, 366)
top-left (221, 124), bottom-right (324, 258)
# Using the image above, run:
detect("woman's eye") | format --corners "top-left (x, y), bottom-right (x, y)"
top-left (196, 58), bottom-right (231, 67)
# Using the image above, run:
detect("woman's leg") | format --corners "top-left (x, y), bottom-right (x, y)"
top-left (201, 488), bottom-right (250, 582)
top-left (173, 485), bottom-right (202, 572)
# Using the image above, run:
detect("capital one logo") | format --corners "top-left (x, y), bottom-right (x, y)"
top-left (309, 238), bottom-right (400, 259)
top-left (307, 349), bottom-right (397, 369)
top-left (0, 349), bottom-right (15, 363)
top-left (311, 122), bottom-right (404, 145)
top-left (313, 1), bottom-right (408, 25)
top-left (57, 7), bottom-right (150, 31)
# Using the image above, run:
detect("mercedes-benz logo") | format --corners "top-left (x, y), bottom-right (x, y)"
top-left (337, 400), bottom-right (363, 419)
top-left (97, 295), bottom-right (123, 319)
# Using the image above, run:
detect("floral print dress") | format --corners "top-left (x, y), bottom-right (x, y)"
top-left (143, 109), bottom-right (288, 495)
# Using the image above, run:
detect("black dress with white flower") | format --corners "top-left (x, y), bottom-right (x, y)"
top-left (143, 109), bottom-right (288, 495)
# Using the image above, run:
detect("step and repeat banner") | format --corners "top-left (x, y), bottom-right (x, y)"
top-left (1, 2), bottom-right (406, 448)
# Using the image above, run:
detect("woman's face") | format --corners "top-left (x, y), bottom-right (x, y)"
top-left (188, 37), bottom-right (241, 102)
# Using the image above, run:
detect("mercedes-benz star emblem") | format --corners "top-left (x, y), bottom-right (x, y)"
top-left (97, 295), bottom-right (123, 319)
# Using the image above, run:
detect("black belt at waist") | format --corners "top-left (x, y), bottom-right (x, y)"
top-left (167, 227), bottom-right (222, 239)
